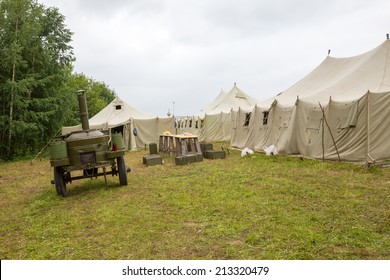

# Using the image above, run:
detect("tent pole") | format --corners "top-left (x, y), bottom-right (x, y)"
top-left (30, 127), bottom-right (62, 165)
top-left (221, 110), bottom-right (226, 145)
top-left (366, 91), bottom-right (373, 165)
top-left (321, 109), bottom-right (325, 162)
top-left (319, 102), bottom-right (340, 161)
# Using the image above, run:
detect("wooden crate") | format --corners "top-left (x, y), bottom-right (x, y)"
top-left (143, 154), bottom-right (163, 166)
top-left (204, 150), bottom-right (226, 160)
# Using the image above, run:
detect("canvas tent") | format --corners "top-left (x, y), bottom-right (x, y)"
top-left (199, 83), bottom-right (259, 117)
top-left (231, 39), bottom-right (390, 162)
top-left (62, 97), bottom-right (175, 150)
top-left (177, 84), bottom-right (259, 142)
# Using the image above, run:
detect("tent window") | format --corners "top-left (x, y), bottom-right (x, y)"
top-left (263, 111), bottom-right (269, 125)
top-left (244, 112), bottom-right (251, 127)
top-left (235, 92), bottom-right (247, 99)
top-left (189, 119), bottom-right (192, 128)
top-left (195, 120), bottom-right (198, 129)
top-left (200, 120), bottom-right (204, 128)
top-left (115, 105), bottom-right (122, 110)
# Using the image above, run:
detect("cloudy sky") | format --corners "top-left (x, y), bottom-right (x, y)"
top-left (39, 0), bottom-right (390, 117)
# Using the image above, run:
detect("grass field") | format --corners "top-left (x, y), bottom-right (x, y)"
top-left (0, 144), bottom-right (389, 260)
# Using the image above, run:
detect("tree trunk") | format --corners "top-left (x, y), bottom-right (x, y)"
top-left (7, 14), bottom-right (19, 156)
top-left (0, 91), bottom-right (5, 144)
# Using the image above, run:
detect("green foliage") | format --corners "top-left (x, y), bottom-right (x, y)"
top-left (0, 0), bottom-right (115, 159)
top-left (63, 72), bottom-right (116, 119)
top-left (0, 0), bottom-right (75, 158)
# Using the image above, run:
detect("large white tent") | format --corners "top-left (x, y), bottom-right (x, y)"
top-left (177, 83), bottom-right (260, 142)
top-left (62, 97), bottom-right (175, 150)
top-left (199, 83), bottom-right (259, 117)
top-left (231, 38), bottom-right (390, 162)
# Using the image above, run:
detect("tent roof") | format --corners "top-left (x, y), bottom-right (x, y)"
top-left (199, 84), bottom-right (259, 116)
top-left (263, 39), bottom-right (390, 107)
top-left (89, 96), bottom-right (154, 127)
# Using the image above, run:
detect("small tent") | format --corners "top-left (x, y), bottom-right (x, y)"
top-left (231, 39), bottom-right (390, 162)
top-left (62, 97), bottom-right (174, 150)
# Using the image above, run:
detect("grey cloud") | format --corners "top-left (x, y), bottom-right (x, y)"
top-left (39, 0), bottom-right (390, 116)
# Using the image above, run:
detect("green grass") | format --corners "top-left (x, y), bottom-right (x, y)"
top-left (0, 144), bottom-right (389, 259)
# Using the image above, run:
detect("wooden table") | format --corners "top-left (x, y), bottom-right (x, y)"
top-left (174, 135), bottom-right (202, 157)
top-left (159, 134), bottom-right (202, 157)
top-left (159, 134), bottom-right (176, 156)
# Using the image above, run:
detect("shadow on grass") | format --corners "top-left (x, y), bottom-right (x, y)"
top-left (61, 178), bottom-right (126, 198)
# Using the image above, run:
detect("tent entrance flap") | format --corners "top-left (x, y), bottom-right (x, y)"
top-left (111, 125), bottom-right (124, 135)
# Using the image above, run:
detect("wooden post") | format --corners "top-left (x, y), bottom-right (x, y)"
top-left (322, 110), bottom-right (325, 162)
top-left (319, 102), bottom-right (341, 161)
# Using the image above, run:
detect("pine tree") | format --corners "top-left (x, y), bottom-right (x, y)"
top-left (0, 0), bottom-right (75, 158)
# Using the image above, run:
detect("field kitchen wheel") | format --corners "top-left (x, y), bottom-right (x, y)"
top-left (117, 156), bottom-right (128, 186)
top-left (54, 166), bottom-right (67, 197)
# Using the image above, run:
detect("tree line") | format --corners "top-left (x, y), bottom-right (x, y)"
top-left (0, 0), bottom-right (116, 160)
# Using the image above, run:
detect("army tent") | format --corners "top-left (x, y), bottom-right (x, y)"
top-left (178, 83), bottom-right (259, 142)
top-left (231, 38), bottom-right (390, 162)
top-left (62, 97), bottom-right (174, 150)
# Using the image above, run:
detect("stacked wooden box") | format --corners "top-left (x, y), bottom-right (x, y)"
top-left (143, 143), bottom-right (163, 166)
